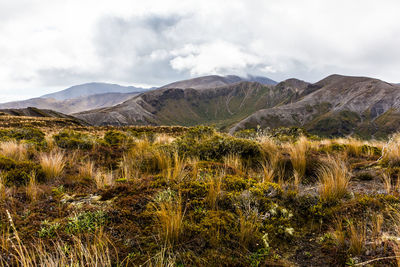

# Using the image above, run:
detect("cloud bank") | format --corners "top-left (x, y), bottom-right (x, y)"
top-left (1, 0), bottom-right (400, 102)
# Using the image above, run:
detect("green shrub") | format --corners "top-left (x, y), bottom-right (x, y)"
top-left (104, 130), bottom-right (127, 146)
top-left (0, 156), bottom-right (45, 186)
top-left (38, 220), bottom-right (60, 238)
top-left (65, 211), bottom-right (108, 234)
top-left (174, 132), bottom-right (262, 163)
top-left (53, 130), bottom-right (94, 150)
top-left (0, 127), bottom-right (45, 145)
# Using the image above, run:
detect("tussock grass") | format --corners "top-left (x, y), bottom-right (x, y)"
top-left (94, 170), bottom-right (114, 189)
top-left (154, 194), bottom-right (184, 244)
top-left (0, 140), bottom-right (28, 161)
top-left (121, 139), bottom-right (154, 179)
top-left (223, 154), bottom-right (243, 173)
top-left (0, 173), bottom-right (6, 202)
top-left (348, 220), bottom-right (366, 255)
top-left (26, 172), bottom-right (40, 202)
top-left (0, 211), bottom-right (115, 266)
top-left (288, 136), bottom-right (309, 181)
top-left (206, 175), bottom-right (222, 210)
top-left (318, 156), bottom-right (350, 202)
top-left (78, 160), bottom-right (95, 180)
top-left (154, 134), bottom-right (175, 145)
top-left (39, 151), bottom-right (66, 179)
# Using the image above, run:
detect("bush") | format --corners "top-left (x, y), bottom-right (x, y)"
top-left (0, 127), bottom-right (45, 145)
top-left (104, 130), bottom-right (127, 146)
top-left (65, 211), bottom-right (108, 234)
top-left (53, 130), bottom-right (94, 150)
top-left (0, 156), bottom-right (45, 186)
top-left (174, 132), bottom-right (262, 164)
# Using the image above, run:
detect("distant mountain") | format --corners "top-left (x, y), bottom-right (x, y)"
top-left (74, 80), bottom-right (296, 129)
top-left (74, 74), bottom-right (400, 138)
top-left (161, 75), bottom-right (277, 89)
top-left (0, 107), bottom-right (88, 125)
top-left (230, 75), bottom-right (400, 138)
top-left (41, 82), bottom-right (147, 100)
top-left (0, 92), bottom-right (141, 114)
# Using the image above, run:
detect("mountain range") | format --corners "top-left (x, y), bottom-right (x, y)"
top-left (2, 74), bottom-right (400, 138)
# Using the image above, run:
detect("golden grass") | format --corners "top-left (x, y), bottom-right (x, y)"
top-left (288, 136), bottom-right (309, 181)
top-left (154, 195), bottom-right (184, 244)
top-left (78, 160), bottom-right (95, 180)
top-left (154, 134), bottom-right (175, 145)
top-left (120, 139), bottom-right (153, 179)
top-left (258, 135), bottom-right (279, 161)
top-left (206, 175), bottom-right (222, 210)
top-left (0, 212), bottom-right (115, 266)
top-left (238, 211), bottom-right (260, 248)
top-left (348, 220), bottom-right (366, 255)
top-left (39, 151), bottom-right (66, 179)
top-left (223, 154), bottom-right (243, 173)
top-left (26, 172), bottom-right (40, 202)
top-left (94, 170), bottom-right (114, 189)
top-left (318, 156), bottom-right (350, 202)
top-left (0, 140), bottom-right (28, 161)
top-left (0, 173), bottom-right (6, 203)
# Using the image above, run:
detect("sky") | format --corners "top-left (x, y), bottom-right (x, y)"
top-left (1, 0), bottom-right (400, 102)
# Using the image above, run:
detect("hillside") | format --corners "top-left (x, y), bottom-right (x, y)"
top-left (0, 92), bottom-right (141, 114)
top-left (161, 74), bottom-right (277, 89)
top-left (75, 81), bottom-right (300, 128)
top-left (41, 82), bottom-right (147, 100)
top-left (0, 107), bottom-right (88, 127)
top-left (231, 75), bottom-right (400, 138)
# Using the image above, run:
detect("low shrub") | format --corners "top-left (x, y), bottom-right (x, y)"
top-left (0, 127), bottom-right (45, 146)
top-left (0, 156), bottom-right (45, 186)
top-left (53, 130), bottom-right (94, 150)
top-left (104, 130), bottom-right (127, 146)
top-left (65, 211), bottom-right (108, 234)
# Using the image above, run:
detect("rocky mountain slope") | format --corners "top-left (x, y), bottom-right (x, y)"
top-left (231, 75), bottom-right (400, 137)
top-left (41, 82), bottom-right (146, 100)
top-left (0, 107), bottom-right (89, 126)
top-left (161, 75), bottom-right (277, 89)
top-left (0, 92), bottom-right (140, 114)
top-left (74, 79), bottom-right (305, 129)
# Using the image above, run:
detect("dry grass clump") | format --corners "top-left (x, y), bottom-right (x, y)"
top-left (154, 193), bottom-right (184, 244)
top-left (288, 136), bottom-right (309, 182)
top-left (348, 220), bottom-right (366, 255)
top-left (121, 139), bottom-right (154, 179)
top-left (381, 171), bottom-right (400, 195)
top-left (258, 135), bottom-right (279, 160)
top-left (380, 133), bottom-right (400, 166)
top-left (78, 160), bottom-right (95, 180)
top-left (154, 134), bottom-right (175, 145)
top-left (155, 150), bottom-right (188, 182)
top-left (206, 175), bottom-right (222, 210)
top-left (39, 151), bottom-right (66, 179)
top-left (0, 212), bottom-right (114, 266)
top-left (0, 140), bottom-right (28, 161)
top-left (0, 174), bottom-right (6, 202)
top-left (318, 156), bottom-right (350, 202)
top-left (94, 170), bottom-right (114, 189)
top-left (26, 172), bottom-right (41, 202)
top-left (223, 154), bottom-right (243, 173)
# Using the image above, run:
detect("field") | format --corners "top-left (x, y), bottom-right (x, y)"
top-left (1, 116), bottom-right (400, 266)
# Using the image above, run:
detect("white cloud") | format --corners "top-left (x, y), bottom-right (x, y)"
top-left (0, 0), bottom-right (400, 102)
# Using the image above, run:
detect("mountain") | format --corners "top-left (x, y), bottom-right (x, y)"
top-left (230, 74), bottom-right (400, 138)
top-left (0, 107), bottom-right (88, 126)
top-left (41, 82), bottom-right (147, 100)
top-left (74, 80), bottom-right (302, 128)
top-left (0, 92), bottom-right (140, 114)
top-left (161, 75), bottom-right (277, 89)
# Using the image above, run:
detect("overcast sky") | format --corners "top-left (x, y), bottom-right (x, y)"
top-left (1, 0), bottom-right (400, 102)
